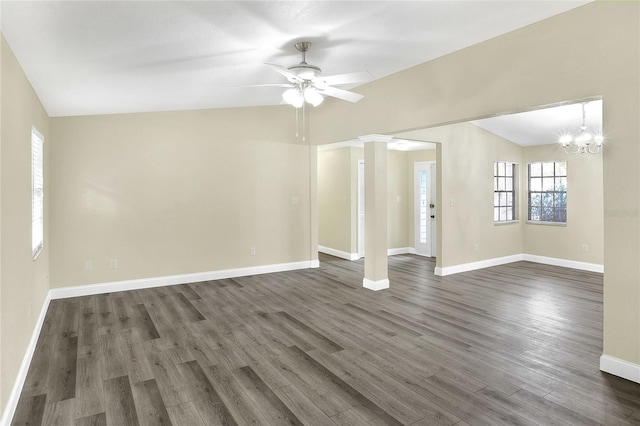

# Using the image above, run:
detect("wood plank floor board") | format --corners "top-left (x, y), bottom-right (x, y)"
top-left (544, 390), bottom-right (633, 425)
top-left (510, 388), bottom-right (600, 426)
top-left (271, 384), bottom-right (336, 426)
top-left (41, 399), bottom-right (75, 426)
top-left (232, 365), bottom-right (304, 425)
top-left (141, 339), bottom-right (191, 408)
top-left (315, 348), bottom-right (461, 426)
top-left (425, 375), bottom-right (541, 426)
top-left (131, 303), bottom-right (161, 341)
top-left (329, 409), bottom-right (373, 426)
top-left (78, 297), bottom-right (100, 347)
top-left (10, 394), bottom-right (47, 426)
top-left (75, 412), bottom-right (107, 426)
top-left (390, 332), bottom-right (555, 397)
top-left (102, 375), bottom-right (140, 426)
top-left (98, 333), bottom-right (127, 381)
top-left (281, 345), bottom-right (406, 425)
top-left (96, 295), bottom-right (116, 330)
top-left (177, 360), bottom-right (237, 425)
top-left (475, 387), bottom-right (567, 426)
top-left (130, 379), bottom-right (172, 426)
top-left (74, 344), bottom-right (106, 419)
top-left (204, 363), bottom-right (268, 425)
top-left (166, 402), bottom-right (205, 426)
top-left (12, 254), bottom-right (640, 425)
top-left (47, 336), bottom-right (78, 403)
top-left (252, 341), bottom-right (353, 418)
top-left (113, 297), bottom-right (135, 331)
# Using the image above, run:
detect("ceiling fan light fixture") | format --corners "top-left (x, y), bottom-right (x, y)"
top-left (283, 88), bottom-right (304, 108)
top-left (303, 87), bottom-right (324, 107)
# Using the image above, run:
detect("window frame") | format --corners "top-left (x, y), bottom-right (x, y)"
top-left (32, 127), bottom-right (44, 259)
top-left (493, 161), bottom-right (517, 223)
top-left (527, 160), bottom-right (567, 225)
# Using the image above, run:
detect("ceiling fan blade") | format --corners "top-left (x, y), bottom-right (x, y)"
top-left (265, 63), bottom-right (302, 83)
top-left (319, 86), bottom-right (364, 103)
top-left (318, 71), bottom-right (373, 86)
top-left (231, 83), bottom-right (295, 88)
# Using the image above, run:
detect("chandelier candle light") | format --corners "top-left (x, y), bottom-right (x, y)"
top-left (559, 102), bottom-right (603, 154)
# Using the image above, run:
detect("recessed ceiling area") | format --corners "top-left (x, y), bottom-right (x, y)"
top-left (1, 1), bottom-right (590, 117)
top-left (471, 99), bottom-right (603, 147)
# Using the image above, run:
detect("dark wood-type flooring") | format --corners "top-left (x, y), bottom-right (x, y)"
top-left (12, 254), bottom-right (640, 425)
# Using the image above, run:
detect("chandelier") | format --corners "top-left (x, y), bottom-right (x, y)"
top-left (559, 102), bottom-right (603, 154)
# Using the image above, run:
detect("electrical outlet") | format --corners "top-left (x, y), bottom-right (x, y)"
top-left (250, 247), bottom-right (256, 256)
top-left (450, 198), bottom-right (456, 207)
top-left (291, 196), bottom-right (299, 205)
top-left (582, 244), bottom-right (589, 253)
top-left (84, 260), bottom-right (93, 271)
top-left (109, 259), bottom-right (118, 269)
top-left (474, 243), bottom-right (479, 252)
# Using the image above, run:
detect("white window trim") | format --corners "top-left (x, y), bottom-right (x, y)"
top-left (526, 160), bottom-right (567, 225)
top-left (493, 161), bottom-right (517, 223)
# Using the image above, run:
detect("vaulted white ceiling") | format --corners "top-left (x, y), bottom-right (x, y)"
top-left (1, 1), bottom-right (589, 118)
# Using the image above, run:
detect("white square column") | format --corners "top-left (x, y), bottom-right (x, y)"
top-left (360, 135), bottom-right (392, 291)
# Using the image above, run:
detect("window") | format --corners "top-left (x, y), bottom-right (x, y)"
top-left (494, 161), bottom-right (516, 222)
top-left (32, 128), bottom-right (44, 259)
top-left (528, 161), bottom-right (567, 223)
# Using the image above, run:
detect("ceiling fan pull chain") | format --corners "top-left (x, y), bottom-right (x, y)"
top-left (302, 102), bottom-right (306, 142)
top-left (295, 106), bottom-right (299, 138)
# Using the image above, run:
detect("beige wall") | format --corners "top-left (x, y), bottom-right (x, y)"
top-left (312, 2), bottom-right (640, 366)
top-left (318, 147), bottom-right (352, 253)
top-left (0, 36), bottom-right (50, 411)
top-left (50, 108), bottom-right (312, 288)
top-left (522, 144), bottom-right (603, 264)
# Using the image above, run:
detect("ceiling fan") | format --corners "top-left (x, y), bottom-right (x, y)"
top-left (251, 41), bottom-right (372, 108)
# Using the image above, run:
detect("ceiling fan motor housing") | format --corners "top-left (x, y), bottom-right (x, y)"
top-left (288, 41), bottom-right (322, 80)
top-left (287, 63), bottom-right (322, 80)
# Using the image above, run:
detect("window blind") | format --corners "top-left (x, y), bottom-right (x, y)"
top-left (32, 128), bottom-right (44, 258)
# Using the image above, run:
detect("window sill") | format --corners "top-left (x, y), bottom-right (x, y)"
top-left (494, 220), bottom-right (520, 226)
top-left (32, 245), bottom-right (44, 261)
top-left (526, 220), bottom-right (567, 227)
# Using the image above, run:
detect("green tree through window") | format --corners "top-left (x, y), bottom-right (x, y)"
top-left (528, 161), bottom-right (566, 223)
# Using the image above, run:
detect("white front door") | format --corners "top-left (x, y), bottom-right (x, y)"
top-left (414, 162), bottom-right (436, 257)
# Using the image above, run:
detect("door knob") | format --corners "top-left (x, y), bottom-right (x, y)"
top-left (430, 215), bottom-right (435, 219)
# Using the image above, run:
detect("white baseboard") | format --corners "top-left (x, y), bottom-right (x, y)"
top-left (388, 247), bottom-right (415, 256)
top-left (318, 245), bottom-right (359, 261)
top-left (522, 254), bottom-right (604, 273)
top-left (600, 354), bottom-right (640, 384)
top-left (363, 278), bottom-right (390, 291)
top-left (435, 254), bottom-right (524, 276)
top-left (318, 245), bottom-right (417, 260)
top-left (435, 253), bottom-right (604, 276)
top-left (0, 295), bottom-right (52, 426)
top-left (49, 260), bottom-right (316, 300)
